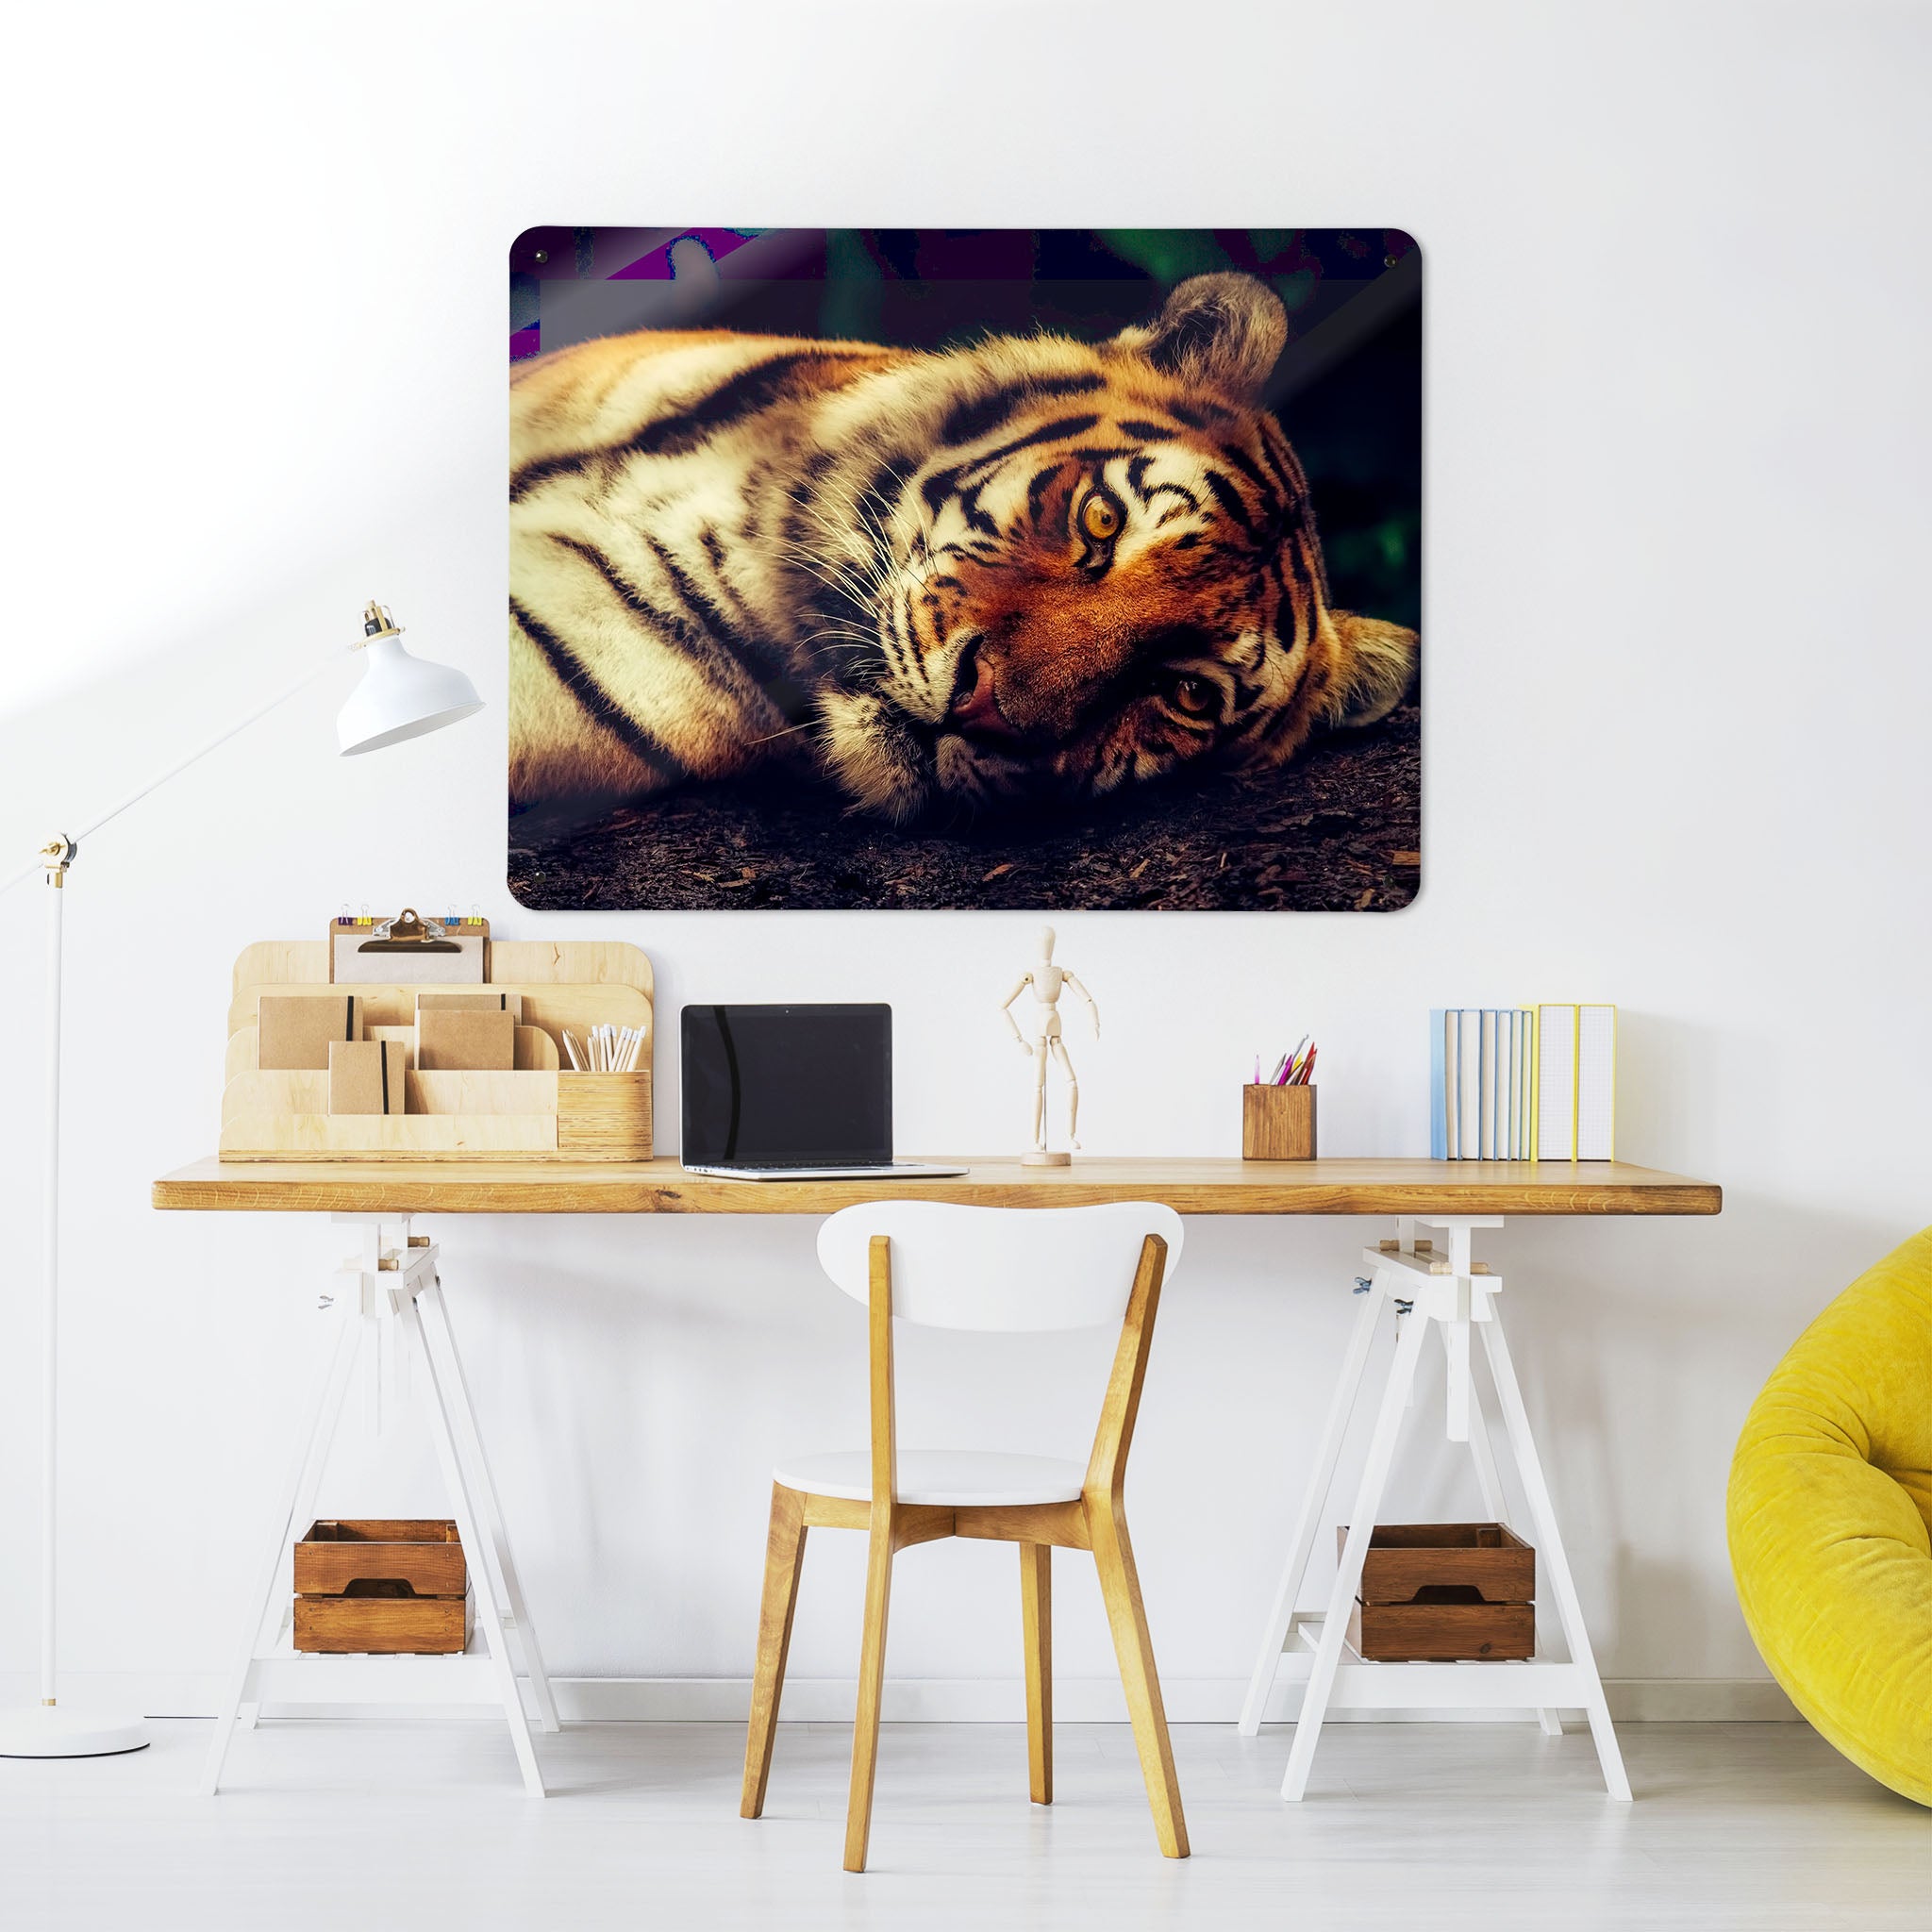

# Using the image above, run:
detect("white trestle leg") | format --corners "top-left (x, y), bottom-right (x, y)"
top-left (1279, 1295), bottom-right (1431, 1800)
top-left (415, 1279), bottom-right (560, 1734)
top-left (1478, 1309), bottom-right (1630, 1798)
top-left (1462, 1347), bottom-right (1563, 1738)
top-left (1241, 1217), bottom-right (1628, 1801)
top-left (1238, 1270), bottom-right (1386, 1737)
top-left (403, 1292), bottom-right (544, 1792)
top-left (199, 1217), bottom-right (556, 1797)
top-left (198, 1294), bottom-right (360, 1795)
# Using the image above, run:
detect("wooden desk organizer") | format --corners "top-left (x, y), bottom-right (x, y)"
top-left (220, 938), bottom-right (652, 1161)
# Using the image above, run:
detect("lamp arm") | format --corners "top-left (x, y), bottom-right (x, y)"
top-left (1, 648), bottom-right (343, 896)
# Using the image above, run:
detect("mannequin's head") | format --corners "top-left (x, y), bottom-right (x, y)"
top-left (1040, 925), bottom-right (1057, 959)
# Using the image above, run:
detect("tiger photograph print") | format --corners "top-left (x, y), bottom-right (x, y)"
top-left (508, 229), bottom-right (1420, 911)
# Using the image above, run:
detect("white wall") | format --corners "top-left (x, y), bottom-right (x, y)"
top-left (2, 0), bottom-right (1928, 1715)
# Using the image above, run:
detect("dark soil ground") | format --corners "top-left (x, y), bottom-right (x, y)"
top-left (508, 700), bottom-right (1420, 912)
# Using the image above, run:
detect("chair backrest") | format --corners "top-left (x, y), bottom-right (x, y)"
top-left (816, 1201), bottom-right (1185, 1331)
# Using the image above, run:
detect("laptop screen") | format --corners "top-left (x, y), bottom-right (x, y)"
top-left (680, 1004), bottom-right (892, 1166)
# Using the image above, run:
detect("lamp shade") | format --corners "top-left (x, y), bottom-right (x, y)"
top-left (337, 622), bottom-right (485, 756)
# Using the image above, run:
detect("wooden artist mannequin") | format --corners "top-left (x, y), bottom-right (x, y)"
top-left (1000, 926), bottom-right (1100, 1165)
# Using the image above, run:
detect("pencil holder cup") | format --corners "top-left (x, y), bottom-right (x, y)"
top-left (1243, 1084), bottom-right (1317, 1160)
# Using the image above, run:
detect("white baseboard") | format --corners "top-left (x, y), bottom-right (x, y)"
top-left (0, 1671), bottom-right (1800, 1724)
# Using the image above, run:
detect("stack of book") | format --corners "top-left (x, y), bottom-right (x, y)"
top-left (1430, 1006), bottom-right (1616, 1161)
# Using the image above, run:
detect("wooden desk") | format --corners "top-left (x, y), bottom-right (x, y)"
top-left (153, 1155), bottom-right (1721, 1218)
top-left (157, 1153), bottom-right (1717, 1804)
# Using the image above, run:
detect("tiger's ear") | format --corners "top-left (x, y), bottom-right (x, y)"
top-left (1324, 613), bottom-right (1419, 728)
top-left (1119, 274), bottom-right (1289, 405)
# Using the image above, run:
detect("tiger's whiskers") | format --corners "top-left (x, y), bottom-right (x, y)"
top-left (746, 719), bottom-right (822, 746)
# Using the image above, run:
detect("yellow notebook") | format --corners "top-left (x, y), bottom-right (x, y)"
top-left (1534, 1004), bottom-right (1616, 1160)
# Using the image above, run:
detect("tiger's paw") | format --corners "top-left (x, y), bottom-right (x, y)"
top-left (1324, 612), bottom-right (1419, 730)
top-left (817, 690), bottom-right (932, 822)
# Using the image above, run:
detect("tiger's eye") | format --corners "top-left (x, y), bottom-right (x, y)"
top-left (1171, 675), bottom-right (1216, 717)
top-left (1080, 491), bottom-right (1123, 542)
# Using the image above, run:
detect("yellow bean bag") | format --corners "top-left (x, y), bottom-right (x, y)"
top-left (1728, 1225), bottom-right (1932, 1805)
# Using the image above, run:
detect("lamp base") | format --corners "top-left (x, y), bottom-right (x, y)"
top-left (0, 1704), bottom-right (150, 1757)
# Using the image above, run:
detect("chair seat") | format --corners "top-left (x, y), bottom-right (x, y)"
top-left (774, 1449), bottom-right (1088, 1507)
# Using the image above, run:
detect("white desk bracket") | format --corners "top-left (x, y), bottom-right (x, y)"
top-left (1236, 1215), bottom-right (1630, 1803)
top-left (198, 1214), bottom-right (559, 1798)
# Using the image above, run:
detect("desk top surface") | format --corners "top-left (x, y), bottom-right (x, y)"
top-left (152, 1156), bottom-right (1721, 1218)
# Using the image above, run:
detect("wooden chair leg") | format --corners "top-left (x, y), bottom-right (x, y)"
top-left (1090, 1503), bottom-right (1189, 1858)
top-left (1020, 1541), bottom-right (1053, 1805)
top-left (843, 1522), bottom-right (895, 1872)
top-left (741, 1483), bottom-right (808, 1820)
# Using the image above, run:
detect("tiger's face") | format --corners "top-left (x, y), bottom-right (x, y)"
top-left (813, 275), bottom-right (1417, 822)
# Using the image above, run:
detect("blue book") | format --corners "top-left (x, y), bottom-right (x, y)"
top-left (1429, 1009), bottom-right (1449, 1159)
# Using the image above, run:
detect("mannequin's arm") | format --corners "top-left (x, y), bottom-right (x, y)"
top-left (1062, 971), bottom-right (1101, 1039)
top-left (1000, 974), bottom-right (1035, 1049)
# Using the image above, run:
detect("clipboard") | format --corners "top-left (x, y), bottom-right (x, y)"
top-left (329, 908), bottom-right (489, 985)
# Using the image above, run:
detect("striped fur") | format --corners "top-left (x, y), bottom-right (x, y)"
top-left (508, 275), bottom-right (1418, 823)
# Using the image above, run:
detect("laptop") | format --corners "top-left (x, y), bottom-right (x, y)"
top-left (679, 1004), bottom-right (967, 1181)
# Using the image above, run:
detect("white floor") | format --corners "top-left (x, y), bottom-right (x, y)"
top-left (3, 1718), bottom-right (1925, 1930)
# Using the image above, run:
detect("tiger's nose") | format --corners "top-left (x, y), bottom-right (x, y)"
top-left (948, 641), bottom-right (1025, 745)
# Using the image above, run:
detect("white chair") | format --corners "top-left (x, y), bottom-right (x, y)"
top-left (739, 1201), bottom-right (1189, 1871)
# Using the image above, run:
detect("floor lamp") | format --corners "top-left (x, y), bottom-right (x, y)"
top-left (0, 602), bottom-right (483, 1757)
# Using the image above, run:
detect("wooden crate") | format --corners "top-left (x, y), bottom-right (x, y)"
top-left (1341, 1522), bottom-right (1535, 1661)
top-left (1350, 1522), bottom-right (1535, 1604)
top-left (1347, 1597), bottom-right (1534, 1661)
top-left (293, 1519), bottom-right (470, 1655)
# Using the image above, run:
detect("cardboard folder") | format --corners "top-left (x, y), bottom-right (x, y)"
top-left (416, 990), bottom-right (524, 1024)
top-left (258, 992), bottom-right (362, 1071)
top-left (328, 1039), bottom-right (406, 1115)
top-left (417, 1008), bottom-right (516, 1072)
